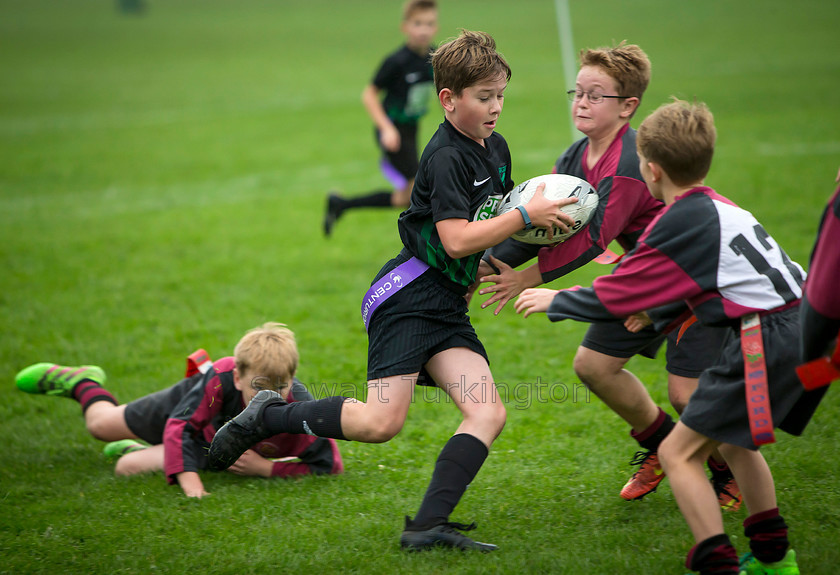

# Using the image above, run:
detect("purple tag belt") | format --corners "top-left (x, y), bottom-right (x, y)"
top-left (361, 256), bottom-right (430, 332)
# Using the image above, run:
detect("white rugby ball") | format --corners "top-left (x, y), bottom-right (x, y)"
top-left (496, 173), bottom-right (599, 245)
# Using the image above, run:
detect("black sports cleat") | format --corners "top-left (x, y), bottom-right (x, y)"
top-left (323, 192), bottom-right (345, 237)
top-left (207, 389), bottom-right (286, 470)
top-left (400, 517), bottom-right (498, 552)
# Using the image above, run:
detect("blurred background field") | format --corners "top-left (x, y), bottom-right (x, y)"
top-left (1, 1), bottom-right (838, 573)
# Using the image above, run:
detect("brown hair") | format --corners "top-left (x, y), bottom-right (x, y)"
top-left (403, 0), bottom-right (437, 20)
top-left (637, 99), bottom-right (716, 186)
top-left (580, 41), bottom-right (650, 114)
top-left (234, 322), bottom-right (299, 390)
top-left (431, 30), bottom-right (511, 95)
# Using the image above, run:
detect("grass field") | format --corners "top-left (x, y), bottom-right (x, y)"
top-left (2, 1), bottom-right (839, 573)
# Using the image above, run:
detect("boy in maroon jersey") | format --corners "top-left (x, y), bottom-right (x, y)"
top-left (515, 100), bottom-right (823, 574)
top-left (478, 42), bottom-right (735, 506)
top-left (15, 323), bottom-right (343, 498)
top-left (800, 171), bottom-right (840, 364)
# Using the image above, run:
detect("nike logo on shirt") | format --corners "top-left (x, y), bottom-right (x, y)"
top-left (473, 177), bottom-right (491, 187)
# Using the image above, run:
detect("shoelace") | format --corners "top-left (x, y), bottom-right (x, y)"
top-left (628, 449), bottom-right (655, 467)
top-left (440, 521), bottom-right (478, 533)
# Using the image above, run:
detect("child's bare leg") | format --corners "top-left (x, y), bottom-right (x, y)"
top-left (114, 444), bottom-right (164, 476)
top-left (402, 347), bottom-right (504, 547)
top-left (669, 374), bottom-right (730, 468)
top-left (83, 403), bottom-right (138, 442)
top-left (574, 347), bottom-right (660, 432)
top-left (717, 444), bottom-right (776, 514)
top-left (338, 374), bottom-right (417, 443)
top-left (391, 177), bottom-right (414, 207)
top-left (658, 422), bottom-right (722, 541)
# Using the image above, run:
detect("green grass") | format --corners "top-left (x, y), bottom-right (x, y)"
top-left (2, 0), bottom-right (839, 573)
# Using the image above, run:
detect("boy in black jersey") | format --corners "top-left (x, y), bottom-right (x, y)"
top-left (323, 0), bottom-right (438, 236)
top-left (210, 30), bottom-right (576, 551)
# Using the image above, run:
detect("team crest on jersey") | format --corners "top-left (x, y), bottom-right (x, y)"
top-left (498, 165), bottom-right (507, 185)
top-left (475, 195), bottom-right (502, 221)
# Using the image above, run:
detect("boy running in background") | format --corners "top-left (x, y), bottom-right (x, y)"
top-left (477, 42), bottom-right (735, 506)
top-left (516, 99), bottom-right (826, 575)
top-left (15, 323), bottom-right (343, 498)
top-left (211, 30), bottom-right (575, 551)
top-left (324, 0), bottom-right (438, 236)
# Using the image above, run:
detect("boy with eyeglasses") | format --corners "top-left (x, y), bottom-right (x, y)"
top-left (476, 42), bottom-right (736, 507)
top-left (515, 98), bottom-right (816, 575)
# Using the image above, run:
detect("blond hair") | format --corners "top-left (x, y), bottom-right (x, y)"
top-left (637, 99), bottom-right (716, 186)
top-left (233, 322), bottom-right (299, 391)
top-left (580, 41), bottom-right (650, 115)
top-left (403, 0), bottom-right (436, 20)
top-left (431, 30), bottom-right (511, 96)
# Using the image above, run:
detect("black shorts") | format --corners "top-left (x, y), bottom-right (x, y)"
top-left (124, 375), bottom-right (202, 444)
top-left (376, 123), bottom-right (419, 183)
top-left (366, 257), bottom-right (487, 385)
top-left (580, 319), bottom-right (726, 377)
top-left (665, 320), bottom-right (728, 378)
top-left (680, 307), bottom-right (828, 450)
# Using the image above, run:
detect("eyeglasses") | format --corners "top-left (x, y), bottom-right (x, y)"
top-left (566, 89), bottom-right (630, 104)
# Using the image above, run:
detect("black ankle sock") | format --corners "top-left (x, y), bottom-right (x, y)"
top-left (263, 396), bottom-right (347, 440)
top-left (707, 457), bottom-right (733, 482)
top-left (408, 434), bottom-right (489, 531)
top-left (632, 407), bottom-right (676, 451)
top-left (686, 533), bottom-right (739, 573)
top-left (744, 508), bottom-right (789, 563)
top-left (343, 191), bottom-right (392, 210)
top-left (72, 380), bottom-right (118, 414)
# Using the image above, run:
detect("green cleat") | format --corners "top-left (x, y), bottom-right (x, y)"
top-left (739, 549), bottom-right (799, 575)
top-left (15, 363), bottom-right (106, 397)
top-left (103, 440), bottom-right (147, 462)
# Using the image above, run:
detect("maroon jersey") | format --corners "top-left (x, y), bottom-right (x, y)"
top-left (801, 185), bottom-right (840, 360)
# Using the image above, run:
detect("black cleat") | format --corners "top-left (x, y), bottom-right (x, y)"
top-left (323, 192), bottom-right (345, 237)
top-left (207, 389), bottom-right (286, 470)
top-left (400, 517), bottom-right (497, 552)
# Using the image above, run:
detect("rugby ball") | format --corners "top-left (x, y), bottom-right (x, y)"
top-left (496, 174), bottom-right (598, 245)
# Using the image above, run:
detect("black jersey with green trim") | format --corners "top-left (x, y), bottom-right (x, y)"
top-left (373, 44), bottom-right (435, 125)
top-left (398, 119), bottom-right (513, 288)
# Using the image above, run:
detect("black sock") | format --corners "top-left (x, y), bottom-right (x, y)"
top-left (744, 508), bottom-right (789, 563)
top-left (263, 396), bottom-right (347, 440)
top-left (708, 457), bottom-right (733, 482)
top-left (685, 533), bottom-right (739, 573)
top-left (72, 380), bottom-right (118, 414)
top-left (407, 433), bottom-right (489, 531)
top-left (342, 191), bottom-right (392, 210)
top-left (632, 407), bottom-right (676, 451)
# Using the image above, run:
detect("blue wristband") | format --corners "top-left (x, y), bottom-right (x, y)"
top-left (515, 205), bottom-right (533, 230)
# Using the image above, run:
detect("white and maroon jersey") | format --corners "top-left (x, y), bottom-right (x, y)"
top-left (546, 187), bottom-right (806, 328)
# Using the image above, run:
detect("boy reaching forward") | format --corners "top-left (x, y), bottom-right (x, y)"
top-left (15, 323), bottom-right (343, 498)
top-left (516, 100), bottom-right (826, 574)
top-left (210, 30), bottom-right (574, 551)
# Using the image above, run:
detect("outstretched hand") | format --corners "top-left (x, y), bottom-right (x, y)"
top-left (479, 256), bottom-right (525, 315)
top-left (623, 312), bottom-right (652, 333)
top-left (514, 288), bottom-right (559, 318)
